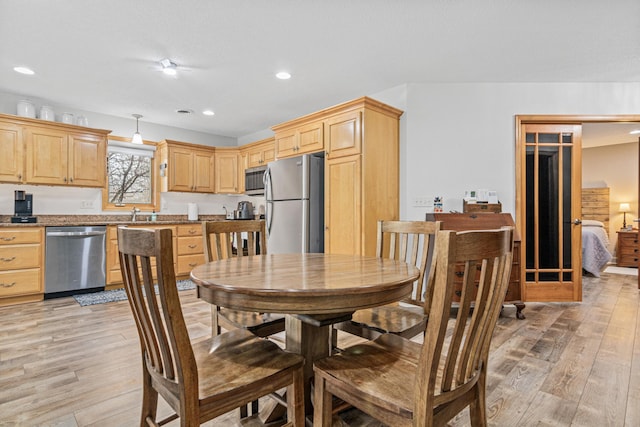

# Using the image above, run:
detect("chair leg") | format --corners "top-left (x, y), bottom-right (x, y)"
top-left (211, 305), bottom-right (221, 337)
top-left (313, 374), bottom-right (333, 427)
top-left (287, 368), bottom-right (306, 427)
top-left (469, 370), bottom-right (488, 427)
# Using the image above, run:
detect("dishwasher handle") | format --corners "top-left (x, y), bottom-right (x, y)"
top-left (46, 231), bottom-right (107, 237)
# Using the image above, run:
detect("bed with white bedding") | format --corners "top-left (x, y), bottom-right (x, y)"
top-left (582, 219), bottom-right (612, 277)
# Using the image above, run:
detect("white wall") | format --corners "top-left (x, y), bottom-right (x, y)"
top-left (401, 82), bottom-right (640, 221)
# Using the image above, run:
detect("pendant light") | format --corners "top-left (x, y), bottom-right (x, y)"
top-left (131, 114), bottom-right (143, 144)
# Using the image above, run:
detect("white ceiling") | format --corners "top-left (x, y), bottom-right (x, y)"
top-left (1, 1), bottom-right (639, 140)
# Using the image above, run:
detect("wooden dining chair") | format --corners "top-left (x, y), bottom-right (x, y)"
top-left (200, 220), bottom-right (286, 338)
top-left (117, 226), bottom-right (305, 427)
top-left (333, 220), bottom-right (442, 341)
top-left (314, 227), bottom-right (514, 427)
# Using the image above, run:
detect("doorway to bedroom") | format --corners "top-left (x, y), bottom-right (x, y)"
top-left (516, 115), bottom-right (640, 302)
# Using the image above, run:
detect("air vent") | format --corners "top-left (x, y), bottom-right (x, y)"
top-left (176, 109), bottom-right (193, 115)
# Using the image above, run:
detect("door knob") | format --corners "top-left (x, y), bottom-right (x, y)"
top-left (573, 218), bottom-right (582, 225)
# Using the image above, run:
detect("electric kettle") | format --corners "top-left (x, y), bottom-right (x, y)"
top-left (236, 201), bottom-right (254, 219)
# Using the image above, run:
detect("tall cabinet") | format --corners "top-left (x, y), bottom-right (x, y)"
top-left (272, 97), bottom-right (403, 256)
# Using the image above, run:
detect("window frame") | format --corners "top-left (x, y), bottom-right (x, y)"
top-left (102, 135), bottom-right (158, 212)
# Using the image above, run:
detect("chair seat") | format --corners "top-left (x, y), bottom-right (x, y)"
top-left (343, 303), bottom-right (427, 339)
top-left (314, 334), bottom-right (422, 423)
top-left (195, 329), bottom-right (304, 414)
top-left (218, 308), bottom-right (286, 337)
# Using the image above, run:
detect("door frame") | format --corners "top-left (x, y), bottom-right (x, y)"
top-left (516, 114), bottom-right (640, 300)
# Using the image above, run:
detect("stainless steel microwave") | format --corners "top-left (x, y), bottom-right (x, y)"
top-left (244, 165), bottom-right (267, 196)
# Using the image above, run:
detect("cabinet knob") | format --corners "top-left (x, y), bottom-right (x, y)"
top-left (70, 177), bottom-right (74, 182)
top-left (0, 257), bottom-right (16, 262)
top-left (0, 282), bottom-right (16, 288)
top-left (63, 177), bottom-right (67, 182)
top-left (455, 290), bottom-right (462, 297)
top-left (17, 174), bottom-right (22, 180)
top-left (0, 236), bottom-right (16, 242)
top-left (188, 244), bottom-right (197, 249)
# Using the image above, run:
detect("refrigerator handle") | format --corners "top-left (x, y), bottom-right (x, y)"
top-left (264, 168), bottom-right (273, 235)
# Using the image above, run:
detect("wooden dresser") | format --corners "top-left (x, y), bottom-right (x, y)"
top-left (616, 229), bottom-right (638, 267)
top-left (425, 212), bottom-right (525, 319)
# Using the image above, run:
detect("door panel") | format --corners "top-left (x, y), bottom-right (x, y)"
top-left (520, 123), bottom-right (582, 302)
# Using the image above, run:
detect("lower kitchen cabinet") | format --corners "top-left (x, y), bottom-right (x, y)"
top-left (106, 224), bottom-right (203, 289)
top-left (0, 227), bottom-right (44, 306)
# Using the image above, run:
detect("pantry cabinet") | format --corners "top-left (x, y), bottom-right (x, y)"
top-left (0, 113), bottom-right (109, 187)
top-left (272, 97), bottom-right (403, 256)
top-left (214, 148), bottom-right (240, 194)
top-left (158, 140), bottom-right (215, 193)
top-left (0, 227), bottom-right (44, 306)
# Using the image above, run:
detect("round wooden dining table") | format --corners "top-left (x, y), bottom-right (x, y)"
top-left (190, 252), bottom-right (420, 415)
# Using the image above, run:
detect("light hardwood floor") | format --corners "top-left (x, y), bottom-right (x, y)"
top-left (0, 271), bottom-right (638, 426)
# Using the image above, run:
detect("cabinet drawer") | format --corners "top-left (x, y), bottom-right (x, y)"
top-left (177, 254), bottom-right (204, 275)
top-left (0, 245), bottom-right (41, 271)
top-left (177, 224), bottom-right (202, 237)
top-left (177, 236), bottom-right (203, 255)
top-left (0, 228), bottom-right (42, 245)
top-left (0, 269), bottom-right (41, 297)
top-left (619, 245), bottom-right (639, 256)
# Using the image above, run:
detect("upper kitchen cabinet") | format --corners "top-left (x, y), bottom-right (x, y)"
top-left (273, 120), bottom-right (324, 159)
top-left (158, 140), bottom-right (215, 193)
top-left (0, 114), bottom-right (110, 187)
top-left (214, 148), bottom-right (241, 194)
top-left (243, 137), bottom-right (275, 168)
top-left (0, 120), bottom-right (24, 183)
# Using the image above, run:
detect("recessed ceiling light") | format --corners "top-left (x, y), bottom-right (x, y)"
top-left (14, 66), bottom-right (34, 75)
top-left (276, 71), bottom-right (291, 80)
top-left (630, 129), bottom-right (640, 135)
top-left (160, 58), bottom-right (178, 76)
top-left (203, 110), bottom-right (215, 116)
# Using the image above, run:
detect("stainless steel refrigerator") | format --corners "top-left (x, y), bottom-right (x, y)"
top-left (264, 153), bottom-right (324, 253)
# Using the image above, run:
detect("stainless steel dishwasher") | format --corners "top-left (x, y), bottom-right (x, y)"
top-left (45, 226), bottom-right (107, 298)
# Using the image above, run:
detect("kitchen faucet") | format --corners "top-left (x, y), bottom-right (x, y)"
top-left (131, 207), bottom-right (140, 222)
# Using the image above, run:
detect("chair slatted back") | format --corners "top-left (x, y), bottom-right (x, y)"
top-left (414, 227), bottom-right (514, 424)
top-left (117, 226), bottom-right (197, 412)
top-left (202, 220), bottom-right (267, 262)
top-left (375, 220), bottom-right (442, 308)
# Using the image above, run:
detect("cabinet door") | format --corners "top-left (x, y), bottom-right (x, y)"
top-left (25, 127), bottom-right (69, 185)
top-left (192, 150), bottom-right (215, 192)
top-left (247, 148), bottom-right (265, 168)
top-left (68, 133), bottom-right (106, 187)
top-left (262, 143), bottom-right (275, 164)
top-left (325, 154), bottom-right (362, 255)
top-left (215, 151), bottom-right (239, 193)
top-left (168, 147), bottom-right (194, 192)
top-left (275, 130), bottom-right (298, 158)
top-left (0, 122), bottom-right (24, 183)
top-left (326, 110), bottom-right (362, 158)
top-left (297, 121), bottom-right (324, 154)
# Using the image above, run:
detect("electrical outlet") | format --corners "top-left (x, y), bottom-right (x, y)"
top-left (412, 197), bottom-right (432, 207)
top-left (81, 200), bottom-right (93, 209)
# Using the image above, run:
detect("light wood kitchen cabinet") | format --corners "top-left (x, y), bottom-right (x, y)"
top-left (273, 120), bottom-right (324, 159)
top-left (0, 121), bottom-right (24, 183)
top-left (274, 97), bottom-right (403, 256)
top-left (106, 224), bottom-right (181, 288)
top-left (0, 113), bottom-right (109, 187)
top-left (214, 148), bottom-right (240, 194)
top-left (158, 140), bottom-right (215, 193)
top-left (0, 227), bottom-right (44, 306)
top-left (176, 224), bottom-right (204, 276)
top-left (243, 137), bottom-right (275, 168)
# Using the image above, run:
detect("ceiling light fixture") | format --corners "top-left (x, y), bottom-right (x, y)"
top-left (276, 71), bottom-right (291, 80)
top-left (203, 110), bottom-right (215, 116)
top-left (160, 58), bottom-right (178, 76)
top-left (630, 129), bottom-right (640, 135)
top-left (131, 114), bottom-right (143, 144)
top-left (14, 66), bottom-right (34, 75)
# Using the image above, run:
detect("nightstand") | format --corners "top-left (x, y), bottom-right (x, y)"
top-left (616, 229), bottom-right (639, 267)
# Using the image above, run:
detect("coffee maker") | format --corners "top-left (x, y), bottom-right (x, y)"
top-left (11, 190), bottom-right (37, 223)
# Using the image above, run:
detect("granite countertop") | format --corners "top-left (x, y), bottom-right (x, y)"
top-left (0, 214), bottom-right (228, 227)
